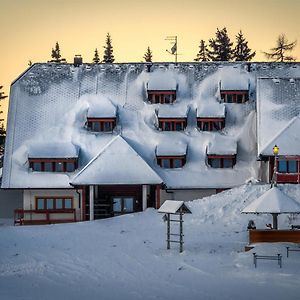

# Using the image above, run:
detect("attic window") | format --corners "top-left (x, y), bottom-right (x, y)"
top-left (147, 91), bottom-right (176, 104)
top-left (220, 91), bottom-right (249, 103)
top-left (29, 158), bottom-right (78, 172)
top-left (207, 155), bottom-right (236, 168)
top-left (157, 155), bottom-right (186, 168)
top-left (86, 118), bottom-right (116, 132)
top-left (158, 118), bottom-right (187, 131)
top-left (197, 118), bottom-right (225, 131)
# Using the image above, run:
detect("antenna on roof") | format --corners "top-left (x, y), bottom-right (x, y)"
top-left (165, 36), bottom-right (178, 65)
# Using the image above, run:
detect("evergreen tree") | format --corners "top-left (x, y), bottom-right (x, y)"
top-left (263, 34), bottom-right (297, 62)
top-left (93, 48), bottom-right (100, 64)
top-left (0, 86), bottom-right (7, 162)
top-left (143, 46), bottom-right (153, 62)
top-left (103, 33), bottom-right (115, 63)
top-left (0, 85), bottom-right (7, 122)
top-left (51, 42), bottom-right (62, 62)
top-left (233, 31), bottom-right (256, 61)
top-left (208, 27), bottom-right (233, 61)
top-left (194, 40), bottom-right (210, 61)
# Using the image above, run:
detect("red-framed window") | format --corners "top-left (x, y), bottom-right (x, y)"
top-left (197, 118), bottom-right (225, 131)
top-left (87, 118), bottom-right (116, 132)
top-left (157, 156), bottom-right (186, 168)
top-left (29, 158), bottom-right (78, 172)
top-left (147, 91), bottom-right (176, 104)
top-left (158, 118), bottom-right (187, 131)
top-left (207, 155), bottom-right (236, 168)
top-left (275, 157), bottom-right (300, 183)
top-left (35, 197), bottom-right (73, 210)
top-left (220, 91), bottom-right (249, 103)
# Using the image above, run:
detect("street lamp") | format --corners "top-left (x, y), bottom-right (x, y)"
top-left (272, 145), bottom-right (280, 187)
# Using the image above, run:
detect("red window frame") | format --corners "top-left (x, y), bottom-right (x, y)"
top-left (220, 91), bottom-right (249, 103)
top-left (157, 155), bottom-right (186, 168)
top-left (207, 155), bottom-right (236, 168)
top-left (147, 91), bottom-right (176, 104)
top-left (29, 158), bottom-right (78, 172)
top-left (275, 156), bottom-right (300, 184)
top-left (197, 118), bottom-right (225, 131)
top-left (35, 197), bottom-right (74, 211)
top-left (158, 118), bottom-right (187, 131)
top-left (87, 118), bottom-right (116, 132)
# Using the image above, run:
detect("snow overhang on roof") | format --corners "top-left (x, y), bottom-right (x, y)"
top-left (207, 136), bottom-right (237, 155)
top-left (28, 142), bottom-right (79, 159)
top-left (197, 103), bottom-right (225, 118)
top-left (260, 116), bottom-right (300, 156)
top-left (156, 142), bottom-right (187, 157)
top-left (87, 96), bottom-right (117, 118)
top-left (157, 105), bottom-right (189, 118)
top-left (71, 136), bottom-right (162, 185)
top-left (220, 75), bottom-right (249, 91)
top-left (147, 70), bottom-right (177, 91)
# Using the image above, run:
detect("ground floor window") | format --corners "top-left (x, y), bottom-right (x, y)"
top-left (36, 197), bottom-right (73, 210)
top-left (113, 197), bottom-right (134, 214)
top-left (278, 159), bottom-right (298, 173)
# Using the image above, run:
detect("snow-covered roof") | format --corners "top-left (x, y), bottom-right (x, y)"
top-left (71, 136), bottom-right (162, 185)
top-left (260, 117), bottom-right (300, 156)
top-left (220, 72), bottom-right (249, 91)
top-left (157, 105), bottom-right (189, 118)
top-left (257, 77), bottom-right (300, 156)
top-left (147, 70), bottom-right (177, 91)
top-left (242, 187), bottom-right (300, 214)
top-left (28, 142), bottom-right (79, 158)
top-left (87, 95), bottom-right (116, 118)
top-left (207, 136), bottom-right (237, 155)
top-left (158, 200), bottom-right (191, 214)
top-left (2, 62), bottom-right (300, 189)
top-left (197, 103), bottom-right (225, 118)
top-left (156, 142), bottom-right (187, 157)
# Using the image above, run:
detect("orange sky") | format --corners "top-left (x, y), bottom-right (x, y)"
top-left (0, 0), bottom-right (299, 125)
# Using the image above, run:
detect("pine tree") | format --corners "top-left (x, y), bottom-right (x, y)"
top-left (263, 34), bottom-right (297, 62)
top-left (208, 27), bottom-right (233, 61)
top-left (0, 86), bottom-right (7, 161)
top-left (51, 42), bottom-right (62, 62)
top-left (103, 33), bottom-right (115, 63)
top-left (0, 85), bottom-right (7, 122)
top-left (143, 46), bottom-right (153, 62)
top-left (233, 31), bottom-right (256, 61)
top-left (194, 40), bottom-right (210, 62)
top-left (93, 48), bottom-right (100, 64)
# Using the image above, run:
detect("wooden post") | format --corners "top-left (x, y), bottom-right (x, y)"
top-left (89, 185), bottom-right (94, 221)
top-left (142, 185), bottom-right (147, 211)
top-left (272, 213), bottom-right (279, 230)
top-left (155, 185), bottom-right (161, 209)
top-left (167, 213), bottom-right (170, 249)
top-left (82, 186), bottom-right (86, 221)
top-left (179, 209), bottom-right (183, 253)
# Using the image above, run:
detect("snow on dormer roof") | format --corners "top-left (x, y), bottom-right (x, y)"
top-left (207, 136), bottom-right (237, 155)
top-left (86, 95), bottom-right (116, 118)
top-left (157, 105), bottom-right (189, 118)
top-left (71, 136), bottom-right (162, 185)
top-left (220, 70), bottom-right (249, 91)
top-left (156, 141), bottom-right (187, 157)
top-left (147, 70), bottom-right (177, 91)
top-left (197, 103), bottom-right (225, 118)
top-left (28, 142), bottom-right (79, 159)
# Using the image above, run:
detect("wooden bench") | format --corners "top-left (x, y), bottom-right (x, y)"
top-left (253, 253), bottom-right (282, 268)
top-left (286, 246), bottom-right (300, 257)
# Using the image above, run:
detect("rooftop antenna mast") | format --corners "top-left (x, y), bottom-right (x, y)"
top-left (165, 36), bottom-right (178, 65)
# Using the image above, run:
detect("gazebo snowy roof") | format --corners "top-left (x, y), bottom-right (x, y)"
top-left (197, 103), bottom-right (225, 118)
top-left (71, 136), bottom-right (162, 185)
top-left (242, 187), bottom-right (300, 214)
top-left (259, 117), bottom-right (300, 156)
top-left (157, 105), bottom-right (189, 118)
top-left (158, 200), bottom-right (191, 214)
top-left (28, 142), bottom-right (79, 159)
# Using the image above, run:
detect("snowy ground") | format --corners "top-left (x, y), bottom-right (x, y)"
top-left (1, 183), bottom-right (300, 300)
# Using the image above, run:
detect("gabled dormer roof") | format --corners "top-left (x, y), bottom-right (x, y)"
top-left (28, 142), bottom-right (79, 159)
top-left (197, 103), bottom-right (225, 118)
top-left (260, 116), bottom-right (300, 156)
top-left (220, 76), bottom-right (249, 91)
top-left (71, 136), bottom-right (162, 185)
top-left (157, 105), bottom-right (189, 118)
top-left (156, 142), bottom-right (187, 157)
top-left (87, 95), bottom-right (117, 118)
top-left (207, 136), bottom-right (237, 155)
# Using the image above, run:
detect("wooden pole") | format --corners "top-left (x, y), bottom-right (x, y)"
top-left (179, 209), bottom-right (183, 253)
top-left (167, 213), bottom-right (170, 250)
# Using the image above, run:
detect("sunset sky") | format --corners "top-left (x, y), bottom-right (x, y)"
top-left (0, 0), bottom-right (299, 124)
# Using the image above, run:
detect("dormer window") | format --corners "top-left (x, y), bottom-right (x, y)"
top-left (207, 155), bottom-right (236, 168)
top-left (197, 118), bottom-right (225, 131)
top-left (28, 143), bottom-right (79, 173)
top-left (86, 118), bottom-right (116, 132)
top-left (220, 91), bottom-right (249, 103)
top-left (157, 106), bottom-right (188, 131)
top-left (148, 91), bottom-right (176, 104)
top-left (197, 104), bottom-right (225, 131)
top-left (156, 142), bottom-right (187, 168)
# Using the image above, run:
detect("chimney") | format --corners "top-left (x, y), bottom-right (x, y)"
top-left (74, 55), bottom-right (83, 67)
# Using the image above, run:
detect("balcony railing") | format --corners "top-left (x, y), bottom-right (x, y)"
top-left (14, 209), bottom-right (76, 225)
